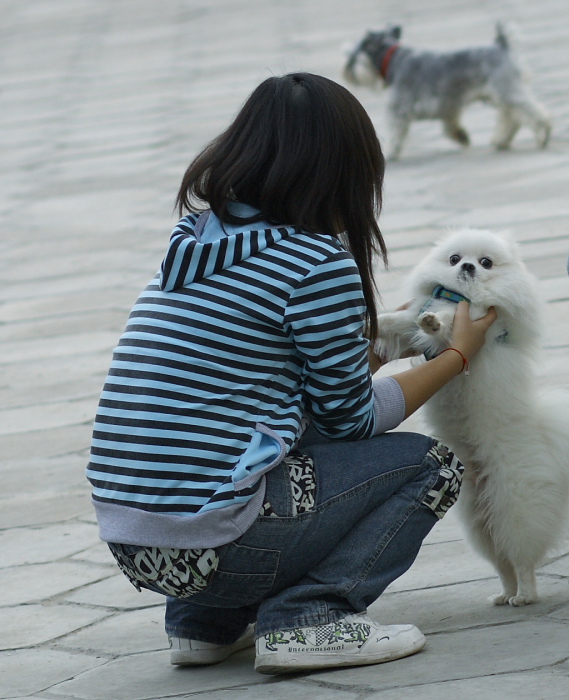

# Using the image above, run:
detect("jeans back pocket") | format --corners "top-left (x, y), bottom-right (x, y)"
top-left (189, 541), bottom-right (280, 607)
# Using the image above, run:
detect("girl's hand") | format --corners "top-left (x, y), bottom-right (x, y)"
top-left (450, 302), bottom-right (497, 361)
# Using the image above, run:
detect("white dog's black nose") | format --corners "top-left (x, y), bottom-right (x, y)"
top-left (461, 262), bottom-right (476, 276)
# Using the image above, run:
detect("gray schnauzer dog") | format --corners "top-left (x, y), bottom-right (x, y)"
top-left (344, 23), bottom-right (552, 160)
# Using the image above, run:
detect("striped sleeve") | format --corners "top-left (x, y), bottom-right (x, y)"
top-left (284, 250), bottom-right (375, 440)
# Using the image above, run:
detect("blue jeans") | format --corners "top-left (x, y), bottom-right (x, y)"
top-left (166, 429), bottom-right (455, 645)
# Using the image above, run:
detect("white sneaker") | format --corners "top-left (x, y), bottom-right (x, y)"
top-left (169, 624), bottom-right (255, 665)
top-left (254, 613), bottom-right (425, 675)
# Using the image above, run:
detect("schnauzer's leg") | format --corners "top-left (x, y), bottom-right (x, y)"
top-left (494, 97), bottom-right (552, 150)
top-left (512, 96), bottom-right (552, 148)
top-left (492, 107), bottom-right (521, 150)
top-left (535, 121), bottom-right (552, 148)
top-left (387, 113), bottom-right (411, 161)
top-left (443, 116), bottom-right (470, 147)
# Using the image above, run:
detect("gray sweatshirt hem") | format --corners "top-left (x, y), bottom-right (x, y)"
top-left (93, 479), bottom-right (266, 549)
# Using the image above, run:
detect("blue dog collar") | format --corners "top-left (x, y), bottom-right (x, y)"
top-left (431, 284), bottom-right (470, 304)
top-left (431, 285), bottom-right (470, 305)
top-left (420, 285), bottom-right (470, 315)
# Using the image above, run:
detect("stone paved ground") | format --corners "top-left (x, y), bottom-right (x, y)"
top-left (1, 0), bottom-right (569, 698)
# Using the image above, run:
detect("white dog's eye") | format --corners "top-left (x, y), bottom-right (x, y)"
top-left (449, 254), bottom-right (461, 266)
top-left (480, 257), bottom-right (493, 269)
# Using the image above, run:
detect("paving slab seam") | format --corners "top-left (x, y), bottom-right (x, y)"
top-left (299, 675), bottom-right (398, 697)
top-left (314, 665), bottom-right (569, 698)
top-left (423, 616), bottom-right (569, 636)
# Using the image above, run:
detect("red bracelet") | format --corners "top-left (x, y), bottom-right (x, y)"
top-left (440, 347), bottom-right (469, 375)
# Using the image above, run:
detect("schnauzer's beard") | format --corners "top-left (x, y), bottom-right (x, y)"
top-left (343, 52), bottom-right (380, 88)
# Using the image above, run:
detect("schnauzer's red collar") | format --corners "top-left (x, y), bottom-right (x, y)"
top-left (379, 44), bottom-right (399, 80)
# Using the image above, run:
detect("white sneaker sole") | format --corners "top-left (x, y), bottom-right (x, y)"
top-left (254, 633), bottom-right (426, 675)
top-left (170, 628), bottom-right (255, 666)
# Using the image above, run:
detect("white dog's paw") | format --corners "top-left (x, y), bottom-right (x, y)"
top-left (489, 592), bottom-right (537, 606)
top-left (489, 593), bottom-right (512, 606)
top-left (375, 311), bottom-right (417, 362)
top-left (418, 312), bottom-right (442, 335)
top-left (373, 340), bottom-right (393, 364)
top-left (509, 594), bottom-right (537, 607)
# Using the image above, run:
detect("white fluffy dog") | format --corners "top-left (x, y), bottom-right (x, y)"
top-left (376, 228), bottom-right (569, 605)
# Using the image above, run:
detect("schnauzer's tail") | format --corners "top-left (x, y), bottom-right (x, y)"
top-left (495, 21), bottom-right (522, 52)
top-left (495, 21), bottom-right (510, 50)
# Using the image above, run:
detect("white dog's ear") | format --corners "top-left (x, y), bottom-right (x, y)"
top-left (498, 230), bottom-right (516, 245)
top-left (494, 229), bottom-right (523, 261)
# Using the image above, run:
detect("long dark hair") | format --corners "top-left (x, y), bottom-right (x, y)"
top-left (175, 72), bottom-right (387, 341)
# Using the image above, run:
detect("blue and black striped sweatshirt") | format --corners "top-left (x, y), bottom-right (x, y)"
top-left (87, 204), bottom-right (405, 549)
